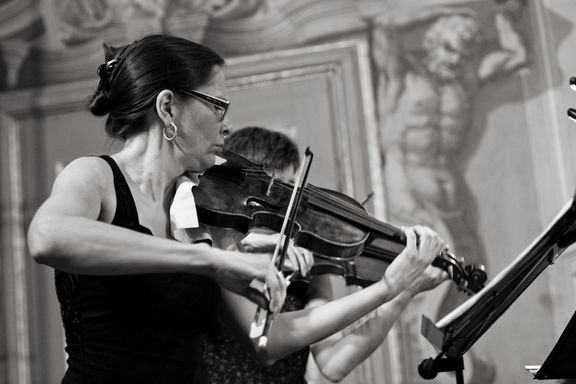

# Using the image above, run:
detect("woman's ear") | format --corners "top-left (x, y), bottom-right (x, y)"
top-left (155, 89), bottom-right (175, 126)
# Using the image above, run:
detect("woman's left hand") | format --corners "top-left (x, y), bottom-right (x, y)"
top-left (404, 264), bottom-right (449, 297)
top-left (380, 225), bottom-right (447, 296)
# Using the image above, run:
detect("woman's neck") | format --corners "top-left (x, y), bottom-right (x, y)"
top-left (113, 130), bottom-right (184, 203)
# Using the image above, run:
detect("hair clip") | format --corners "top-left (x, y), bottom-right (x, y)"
top-left (105, 59), bottom-right (119, 72)
top-left (97, 59), bottom-right (119, 79)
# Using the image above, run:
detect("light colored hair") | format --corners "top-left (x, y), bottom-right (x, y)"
top-left (423, 14), bottom-right (482, 56)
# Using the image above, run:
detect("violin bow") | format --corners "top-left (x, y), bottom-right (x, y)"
top-left (250, 147), bottom-right (314, 349)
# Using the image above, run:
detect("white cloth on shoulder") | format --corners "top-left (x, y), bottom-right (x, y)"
top-left (169, 156), bottom-right (227, 243)
top-left (170, 173), bottom-right (201, 243)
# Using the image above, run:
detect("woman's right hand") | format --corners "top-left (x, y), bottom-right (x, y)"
top-left (240, 232), bottom-right (314, 277)
top-left (212, 247), bottom-right (288, 315)
top-left (379, 225), bottom-right (446, 296)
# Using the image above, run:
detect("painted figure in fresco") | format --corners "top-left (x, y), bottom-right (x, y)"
top-left (371, 1), bottom-right (527, 382)
top-left (373, 0), bottom-right (527, 274)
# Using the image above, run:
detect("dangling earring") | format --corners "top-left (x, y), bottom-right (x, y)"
top-left (163, 122), bottom-right (178, 141)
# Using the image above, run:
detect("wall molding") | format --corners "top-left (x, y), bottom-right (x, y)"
top-left (0, 112), bottom-right (31, 384)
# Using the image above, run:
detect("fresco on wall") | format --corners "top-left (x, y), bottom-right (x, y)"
top-left (369, 1), bottom-right (529, 382)
top-left (2, 1), bottom-right (575, 384)
top-left (372, 1), bottom-right (527, 273)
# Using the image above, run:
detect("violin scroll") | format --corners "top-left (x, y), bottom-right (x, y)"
top-left (431, 251), bottom-right (487, 295)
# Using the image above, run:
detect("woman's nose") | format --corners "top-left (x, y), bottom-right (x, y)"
top-left (220, 117), bottom-right (232, 137)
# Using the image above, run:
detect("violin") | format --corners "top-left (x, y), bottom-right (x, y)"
top-left (194, 150), bottom-right (487, 295)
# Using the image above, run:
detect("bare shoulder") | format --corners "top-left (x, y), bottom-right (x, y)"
top-left (49, 156), bottom-right (117, 210)
top-left (33, 156), bottom-right (117, 221)
top-left (63, 156), bottom-right (112, 175)
top-left (54, 156), bottom-right (113, 189)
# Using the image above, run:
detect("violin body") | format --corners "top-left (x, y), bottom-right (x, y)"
top-left (194, 150), bottom-right (487, 295)
top-left (194, 151), bottom-right (369, 259)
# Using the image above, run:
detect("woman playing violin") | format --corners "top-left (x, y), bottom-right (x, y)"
top-left (171, 126), bottom-right (450, 383)
top-left (26, 35), bottom-right (287, 384)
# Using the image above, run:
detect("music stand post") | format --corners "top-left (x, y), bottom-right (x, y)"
top-left (418, 355), bottom-right (465, 384)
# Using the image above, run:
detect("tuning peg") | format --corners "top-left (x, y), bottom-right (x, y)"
top-left (464, 264), bottom-right (487, 293)
top-left (568, 78), bottom-right (576, 122)
top-left (568, 108), bottom-right (576, 123)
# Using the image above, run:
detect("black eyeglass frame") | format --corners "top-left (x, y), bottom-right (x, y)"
top-left (178, 89), bottom-right (230, 122)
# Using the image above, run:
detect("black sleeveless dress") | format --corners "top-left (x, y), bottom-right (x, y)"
top-left (55, 155), bottom-right (221, 383)
top-left (203, 281), bottom-right (310, 384)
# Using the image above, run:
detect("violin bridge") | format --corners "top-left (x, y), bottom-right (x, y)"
top-left (266, 170), bottom-right (276, 196)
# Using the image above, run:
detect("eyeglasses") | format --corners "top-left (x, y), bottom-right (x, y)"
top-left (178, 89), bottom-right (230, 122)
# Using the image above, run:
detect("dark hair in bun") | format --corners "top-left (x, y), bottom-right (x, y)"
top-left (90, 44), bottom-right (122, 117)
top-left (88, 34), bottom-right (225, 140)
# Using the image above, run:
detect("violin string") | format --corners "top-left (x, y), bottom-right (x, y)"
top-left (241, 172), bottom-right (460, 261)
top-left (240, 169), bottom-right (400, 237)
top-left (239, 168), bottom-right (400, 237)
top-left (306, 187), bottom-right (399, 235)
top-left (241, 169), bottom-right (380, 223)
top-left (235, 168), bottom-right (466, 274)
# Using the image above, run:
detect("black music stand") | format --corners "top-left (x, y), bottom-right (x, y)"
top-left (418, 192), bottom-right (576, 384)
top-left (532, 308), bottom-right (576, 380)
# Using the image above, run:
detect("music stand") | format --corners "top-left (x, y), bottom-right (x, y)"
top-left (532, 308), bottom-right (576, 380)
top-left (418, 193), bottom-right (576, 384)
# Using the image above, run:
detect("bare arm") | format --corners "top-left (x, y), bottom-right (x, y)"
top-left (310, 265), bottom-right (448, 382)
top-left (478, 2), bottom-right (528, 83)
top-left (219, 226), bottom-right (445, 364)
top-left (28, 157), bottom-right (285, 312)
top-left (372, 13), bottom-right (404, 115)
top-left (28, 157), bottom-right (234, 275)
